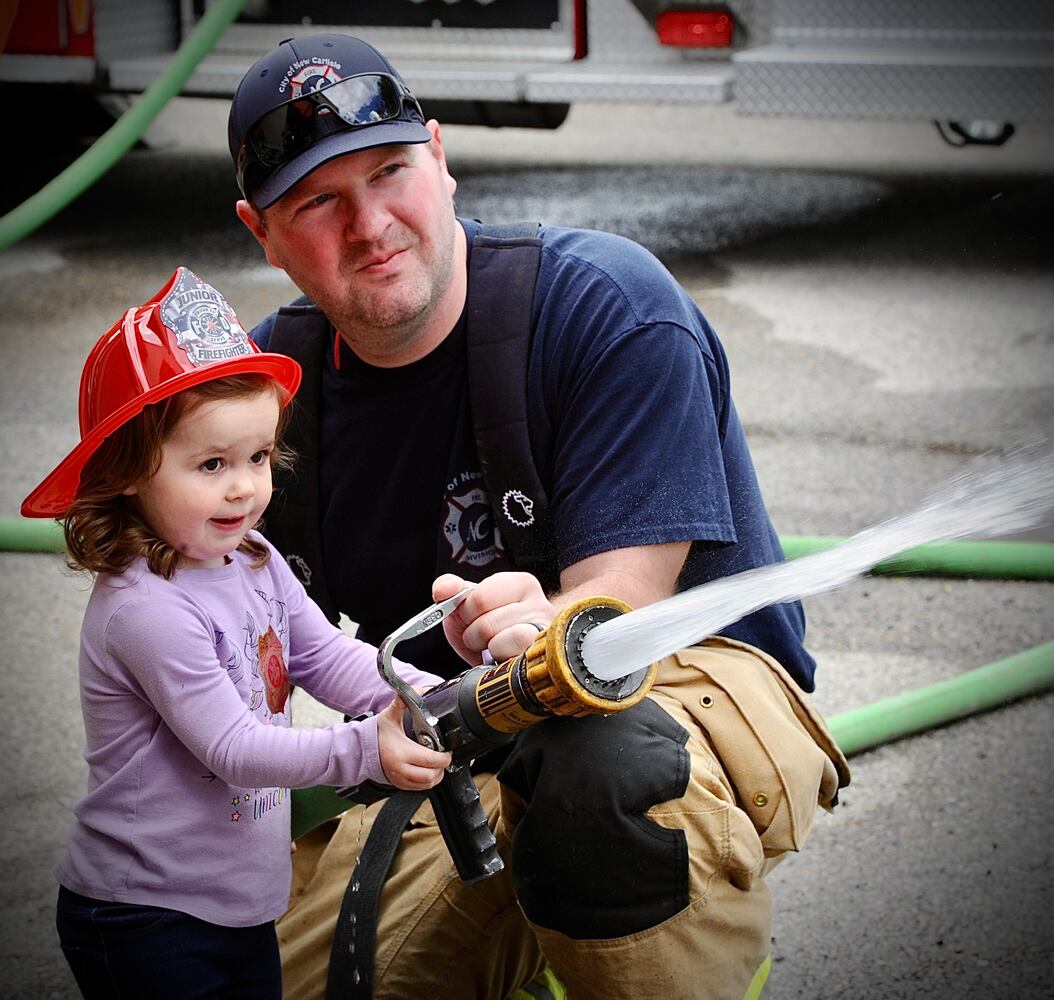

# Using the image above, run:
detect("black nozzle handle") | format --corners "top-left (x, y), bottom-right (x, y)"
top-left (335, 779), bottom-right (395, 806)
top-left (428, 762), bottom-right (505, 884)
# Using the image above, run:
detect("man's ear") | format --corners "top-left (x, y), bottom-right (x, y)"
top-left (236, 200), bottom-right (281, 268)
top-left (425, 120), bottom-right (457, 200)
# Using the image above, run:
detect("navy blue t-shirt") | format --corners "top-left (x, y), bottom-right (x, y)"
top-left (253, 219), bottom-right (816, 689)
top-left (322, 312), bottom-right (515, 677)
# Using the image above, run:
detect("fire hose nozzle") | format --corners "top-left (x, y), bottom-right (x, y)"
top-left (472, 596), bottom-right (659, 735)
top-left (373, 593), bottom-right (659, 883)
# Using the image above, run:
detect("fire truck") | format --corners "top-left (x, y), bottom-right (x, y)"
top-left (2, 0), bottom-right (1052, 148)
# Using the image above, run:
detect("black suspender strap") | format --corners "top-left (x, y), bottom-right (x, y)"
top-left (325, 790), bottom-right (428, 1000)
top-left (262, 302), bottom-right (340, 622)
top-left (467, 222), bottom-right (553, 571)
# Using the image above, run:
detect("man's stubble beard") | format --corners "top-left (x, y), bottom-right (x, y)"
top-left (313, 220), bottom-right (457, 357)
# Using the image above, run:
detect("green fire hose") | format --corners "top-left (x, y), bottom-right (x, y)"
top-left (828, 640), bottom-right (1054, 756)
top-left (780, 536), bottom-right (1054, 581)
top-left (4, 515), bottom-right (1052, 578)
top-left (0, 0), bottom-right (247, 252)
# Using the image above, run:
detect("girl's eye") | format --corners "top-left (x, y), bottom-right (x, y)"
top-left (200, 458), bottom-right (222, 473)
top-left (250, 449), bottom-right (270, 465)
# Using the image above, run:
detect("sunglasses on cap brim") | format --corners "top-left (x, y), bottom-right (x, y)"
top-left (237, 73), bottom-right (425, 198)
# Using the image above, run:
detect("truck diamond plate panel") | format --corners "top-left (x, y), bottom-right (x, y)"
top-left (736, 46), bottom-right (1054, 121)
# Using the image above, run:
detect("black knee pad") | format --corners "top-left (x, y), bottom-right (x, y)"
top-left (497, 698), bottom-right (690, 939)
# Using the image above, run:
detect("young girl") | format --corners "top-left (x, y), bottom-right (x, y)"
top-left (22, 268), bottom-right (548, 1000)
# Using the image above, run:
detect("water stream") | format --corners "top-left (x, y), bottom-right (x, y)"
top-left (581, 447), bottom-right (1054, 681)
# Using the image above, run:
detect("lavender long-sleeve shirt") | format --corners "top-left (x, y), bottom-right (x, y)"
top-left (55, 533), bottom-right (440, 927)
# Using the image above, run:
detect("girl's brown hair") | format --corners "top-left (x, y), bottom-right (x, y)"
top-left (64, 374), bottom-right (294, 579)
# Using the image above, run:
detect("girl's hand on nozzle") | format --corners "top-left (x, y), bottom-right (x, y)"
top-left (433, 571), bottom-right (555, 665)
top-left (376, 694), bottom-right (451, 791)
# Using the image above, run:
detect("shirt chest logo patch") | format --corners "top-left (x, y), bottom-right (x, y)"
top-left (442, 482), bottom-right (506, 568)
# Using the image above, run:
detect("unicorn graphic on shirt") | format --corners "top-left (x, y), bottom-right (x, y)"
top-left (243, 592), bottom-right (291, 718)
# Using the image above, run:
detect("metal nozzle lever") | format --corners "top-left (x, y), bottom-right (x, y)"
top-left (375, 584), bottom-right (502, 884)
top-left (376, 585), bottom-right (476, 750)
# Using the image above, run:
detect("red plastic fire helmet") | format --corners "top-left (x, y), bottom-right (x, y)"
top-left (21, 267), bottom-right (302, 518)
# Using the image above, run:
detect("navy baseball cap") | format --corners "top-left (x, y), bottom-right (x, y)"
top-left (228, 34), bottom-right (431, 208)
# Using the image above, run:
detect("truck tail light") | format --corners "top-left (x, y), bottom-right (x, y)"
top-left (573, 0), bottom-right (588, 58)
top-left (4, 0), bottom-right (95, 56)
top-left (656, 10), bottom-right (733, 48)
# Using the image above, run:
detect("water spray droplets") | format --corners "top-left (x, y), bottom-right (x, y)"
top-left (581, 446), bottom-right (1054, 680)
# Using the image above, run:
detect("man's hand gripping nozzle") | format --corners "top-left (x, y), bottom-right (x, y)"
top-left (369, 590), bottom-right (659, 883)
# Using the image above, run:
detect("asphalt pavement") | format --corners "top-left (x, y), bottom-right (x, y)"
top-left (1, 99), bottom-right (1052, 998)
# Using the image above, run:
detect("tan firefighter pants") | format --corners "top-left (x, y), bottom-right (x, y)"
top-left (279, 637), bottom-right (849, 1000)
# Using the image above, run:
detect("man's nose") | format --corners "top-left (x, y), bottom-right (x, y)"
top-left (345, 197), bottom-right (391, 243)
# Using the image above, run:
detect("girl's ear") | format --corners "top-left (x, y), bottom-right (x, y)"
top-left (122, 484), bottom-right (138, 497)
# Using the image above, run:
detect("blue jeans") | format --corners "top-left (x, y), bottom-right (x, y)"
top-left (56, 886), bottom-right (281, 999)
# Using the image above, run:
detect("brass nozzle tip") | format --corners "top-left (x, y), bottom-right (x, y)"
top-left (523, 596), bottom-right (657, 717)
